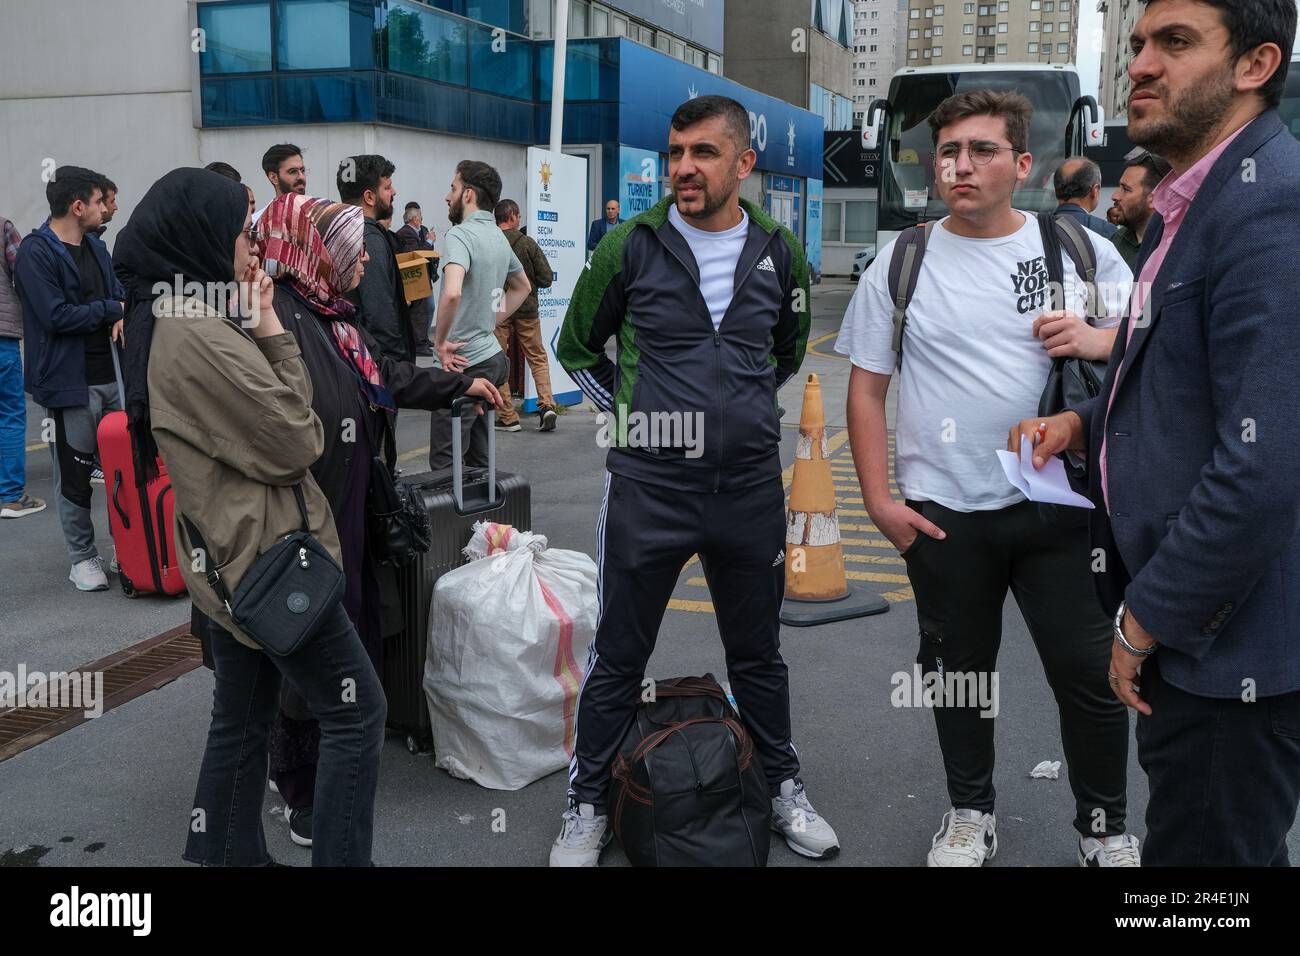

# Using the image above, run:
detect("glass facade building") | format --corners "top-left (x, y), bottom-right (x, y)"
top-left (195, 0), bottom-right (825, 268)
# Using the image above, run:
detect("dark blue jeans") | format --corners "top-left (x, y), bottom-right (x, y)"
top-left (0, 337), bottom-right (25, 502)
top-left (184, 604), bottom-right (387, 867)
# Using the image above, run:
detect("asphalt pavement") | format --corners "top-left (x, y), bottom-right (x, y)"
top-left (1, 280), bottom-right (1292, 867)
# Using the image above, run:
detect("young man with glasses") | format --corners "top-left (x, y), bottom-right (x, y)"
top-left (838, 90), bottom-right (1137, 867)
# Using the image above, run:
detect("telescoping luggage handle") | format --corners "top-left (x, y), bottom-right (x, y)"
top-left (109, 335), bottom-right (127, 410)
top-left (450, 395), bottom-right (497, 511)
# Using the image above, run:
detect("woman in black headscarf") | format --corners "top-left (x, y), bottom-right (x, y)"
top-left (113, 168), bottom-right (385, 866)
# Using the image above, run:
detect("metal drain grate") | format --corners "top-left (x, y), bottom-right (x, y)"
top-left (0, 625), bottom-right (203, 762)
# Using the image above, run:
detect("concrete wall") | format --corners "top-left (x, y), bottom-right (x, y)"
top-left (723, 0), bottom-right (809, 108)
top-left (0, 0), bottom-right (196, 237)
top-left (810, 29), bottom-right (854, 99)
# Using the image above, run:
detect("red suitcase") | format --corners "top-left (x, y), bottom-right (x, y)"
top-left (97, 344), bottom-right (187, 598)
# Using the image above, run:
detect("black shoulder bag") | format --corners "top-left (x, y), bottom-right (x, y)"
top-left (1036, 212), bottom-right (1108, 488)
top-left (365, 415), bottom-right (431, 567)
top-left (182, 484), bottom-right (345, 656)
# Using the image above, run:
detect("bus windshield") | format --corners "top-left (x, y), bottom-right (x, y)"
top-left (879, 68), bottom-right (1081, 233)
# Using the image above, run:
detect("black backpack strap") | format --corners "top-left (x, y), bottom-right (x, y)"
top-left (887, 221), bottom-right (934, 368)
top-left (1038, 212), bottom-right (1098, 323)
top-left (1036, 212), bottom-right (1068, 312)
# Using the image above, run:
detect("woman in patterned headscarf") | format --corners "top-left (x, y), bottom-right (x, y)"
top-left (254, 193), bottom-right (504, 848)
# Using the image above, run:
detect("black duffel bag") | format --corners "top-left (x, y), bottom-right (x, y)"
top-left (610, 674), bottom-right (770, 867)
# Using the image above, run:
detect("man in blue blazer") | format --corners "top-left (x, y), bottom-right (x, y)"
top-left (1011, 0), bottom-right (1299, 866)
top-left (586, 200), bottom-right (623, 254)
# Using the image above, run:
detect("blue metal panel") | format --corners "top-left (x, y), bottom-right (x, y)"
top-left (616, 40), bottom-right (824, 180)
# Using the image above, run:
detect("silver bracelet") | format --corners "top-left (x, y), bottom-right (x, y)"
top-left (1113, 600), bottom-right (1157, 657)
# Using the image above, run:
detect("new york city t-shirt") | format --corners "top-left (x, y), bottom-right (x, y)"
top-left (834, 211), bottom-right (1132, 512)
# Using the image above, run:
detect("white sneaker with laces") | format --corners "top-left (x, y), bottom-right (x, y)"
top-left (548, 803), bottom-right (611, 867)
top-left (1079, 833), bottom-right (1141, 867)
top-left (771, 779), bottom-right (840, 859)
top-left (927, 808), bottom-right (997, 867)
top-left (69, 557), bottom-right (110, 592)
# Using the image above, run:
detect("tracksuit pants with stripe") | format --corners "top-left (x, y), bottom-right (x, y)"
top-left (568, 471), bottom-right (801, 814)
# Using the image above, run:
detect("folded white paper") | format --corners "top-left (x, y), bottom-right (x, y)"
top-left (996, 436), bottom-right (1095, 510)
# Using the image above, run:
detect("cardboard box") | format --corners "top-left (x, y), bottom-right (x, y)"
top-left (395, 251), bottom-right (440, 304)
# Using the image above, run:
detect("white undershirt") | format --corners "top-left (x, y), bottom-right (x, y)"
top-left (668, 204), bottom-right (750, 330)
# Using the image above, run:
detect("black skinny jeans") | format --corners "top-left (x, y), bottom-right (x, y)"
top-left (183, 604), bottom-right (386, 866)
top-left (903, 499), bottom-right (1130, 838)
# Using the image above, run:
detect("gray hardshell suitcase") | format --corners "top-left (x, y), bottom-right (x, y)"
top-left (385, 397), bottom-right (531, 754)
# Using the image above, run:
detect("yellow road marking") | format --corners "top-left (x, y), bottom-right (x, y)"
top-left (686, 567), bottom-right (908, 588)
top-left (844, 553), bottom-right (905, 567)
top-left (667, 598), bottom-right (715, 613)
top-left (841, 536), bottom-right (895, 549)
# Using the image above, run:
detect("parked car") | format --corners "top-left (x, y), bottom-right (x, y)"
top-left (851, 243), bottom-right (876, 280)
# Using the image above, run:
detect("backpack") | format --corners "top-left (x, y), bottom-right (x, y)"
top-left (610, 674), bottom-right (771, 867)
top-left (887, 211), bottom-right (1099, 369)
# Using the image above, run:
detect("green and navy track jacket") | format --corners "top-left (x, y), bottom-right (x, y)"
top-left (557, 196), bottom-right (811, 492)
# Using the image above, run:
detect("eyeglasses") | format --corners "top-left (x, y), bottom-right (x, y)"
top-left (936, 143), bottom-right (1020, 166)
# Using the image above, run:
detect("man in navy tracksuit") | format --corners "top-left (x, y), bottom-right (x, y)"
top-left (553, 95), bottom-right (838, 866)
top-left (15, 167), bottom-right (125, 592)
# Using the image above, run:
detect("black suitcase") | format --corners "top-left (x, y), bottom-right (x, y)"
top-left (385, 397), bottom-right (531, 754)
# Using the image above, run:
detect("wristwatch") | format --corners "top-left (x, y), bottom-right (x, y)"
top-left (1113, 600), bottom-right (1157, 657)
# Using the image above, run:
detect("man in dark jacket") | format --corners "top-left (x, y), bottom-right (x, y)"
top-left (14, 167), bottom-right (124, 590)
top-left (1013, 0), bottom-right (1300, 867)
top-left (494, 199), bottom-right (555, 431)
top-left (396, 202), bottom-right (436, 356)
top-left (1106, 151), bottom-right (1171, 271)
top-left (586, 200), bottom-right (624, 254)
top-left (554, 95), bottom-right (832, 867)
top-left (1053, 157), bottom-right (1119, 239)
top-left (338, 154), bottom-right (414, 362)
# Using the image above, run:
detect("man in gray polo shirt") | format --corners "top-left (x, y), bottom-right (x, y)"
top-left (430, 160), bottom-right (532, 471)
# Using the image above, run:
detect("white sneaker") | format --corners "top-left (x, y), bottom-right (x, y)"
top-left (771, 779), bottom-right (840, 859)
top-left (1079, 833), bottom-right (1141, 867)
top-left (539, 408), bottom-right (558, 432)
top-left (69, 557), bottom-right (110, 592)
top-left (927, 808), bottom-right (997, 867)
top-left (0, 494), bottom-right (46, 519)
top-left (548, 803), bottom-right (611, 867)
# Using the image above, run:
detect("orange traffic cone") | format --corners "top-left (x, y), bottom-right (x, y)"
top-left (780, 374), bottom-right (890, 626)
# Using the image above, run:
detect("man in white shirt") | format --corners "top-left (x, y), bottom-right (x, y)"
top-left (838, 89), bottom-right (1139, 867)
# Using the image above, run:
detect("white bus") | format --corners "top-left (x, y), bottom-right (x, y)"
top-left (860, 63), bottom-right (1104, 259)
